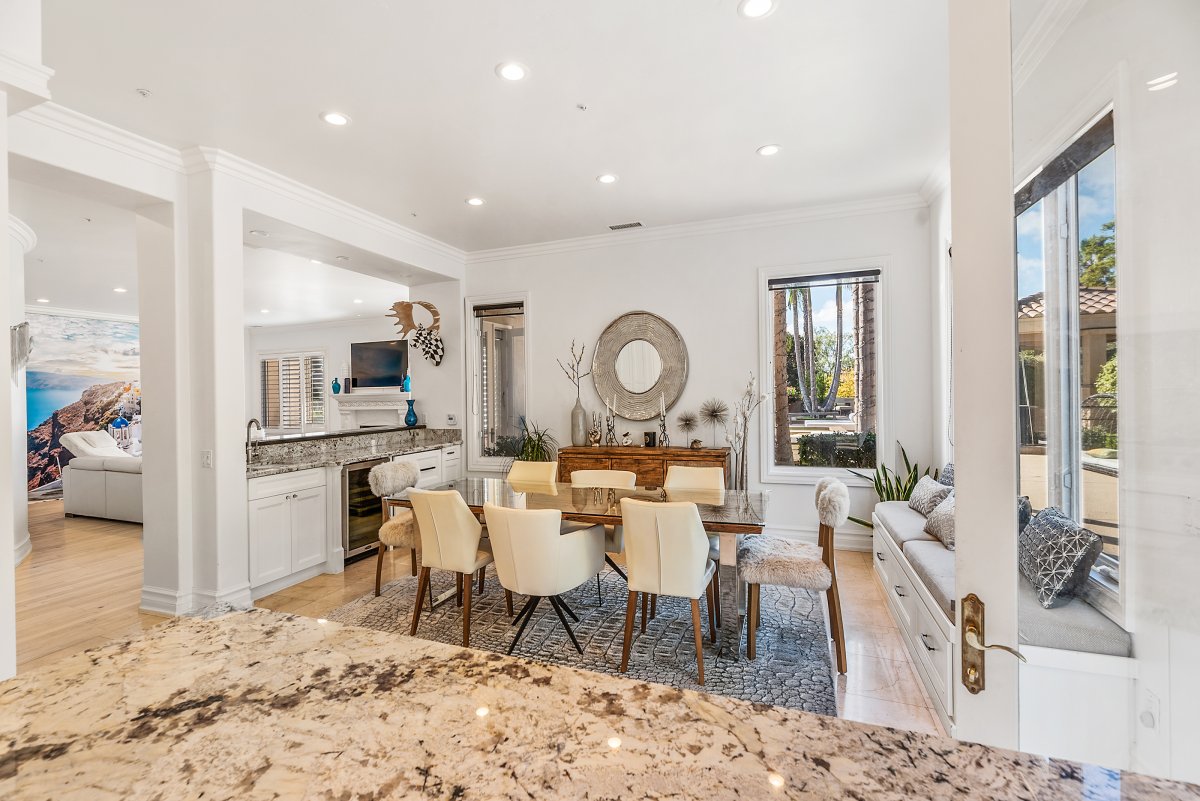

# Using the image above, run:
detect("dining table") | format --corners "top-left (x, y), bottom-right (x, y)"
top-left (386, 477), bottom-right (768, 660)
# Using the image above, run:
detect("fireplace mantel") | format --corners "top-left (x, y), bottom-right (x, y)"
top-left (331, 392), bottom-right (412, 430)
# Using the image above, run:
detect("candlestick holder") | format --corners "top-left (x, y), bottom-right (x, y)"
top-left (604, 414), bottom-right (618, 447)
top-left (658, 412), bottom-right (670, 448)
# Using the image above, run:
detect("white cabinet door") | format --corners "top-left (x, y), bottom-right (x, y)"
top-left (290, 487), bottom-right (328, 572)
top-left (248, 494), bottom-right (292, 587)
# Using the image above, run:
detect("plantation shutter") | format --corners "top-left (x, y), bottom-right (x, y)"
top-left (260, 353), bottom-right (326, 432)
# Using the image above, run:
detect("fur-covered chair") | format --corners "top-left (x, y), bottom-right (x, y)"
top-left (738, 479), bottom-right (849, 672)
top-left (369, 461), bottom-right (422, 597)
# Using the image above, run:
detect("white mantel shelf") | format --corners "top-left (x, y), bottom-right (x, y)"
top-left (331, 392), bottom-right (412, 429)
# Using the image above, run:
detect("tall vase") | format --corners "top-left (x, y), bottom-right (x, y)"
top-left (405, 399), bottom-right (419, 427)
top-left (570, 396), bottom-right (587, 447)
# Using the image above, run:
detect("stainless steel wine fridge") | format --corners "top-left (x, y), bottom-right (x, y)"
top-left (342, 458), bottom-right (388, 560)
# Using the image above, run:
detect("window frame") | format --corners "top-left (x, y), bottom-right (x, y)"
top-left (257, 348), bottom-right (328, 437)
top-left (757, 257), bottom-right (891, 487)
top-left (465, 291), bottom-right (531, 473)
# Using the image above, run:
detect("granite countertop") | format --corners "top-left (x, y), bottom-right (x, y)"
top-left (1, 610), bottom-right (1196, 800)
top-left (247, 431), bottom-right (462, 479)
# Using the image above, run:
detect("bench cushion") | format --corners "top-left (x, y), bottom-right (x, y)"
top-left (875, 501), bottom-right (936, 549)
top-left (903, 540), bottom-right (956, 619)
top-left (1018, 579), bottom-right (1131, 657)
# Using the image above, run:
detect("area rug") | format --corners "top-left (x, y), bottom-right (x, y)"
top-left (326, 565), bottom-right (838, 717)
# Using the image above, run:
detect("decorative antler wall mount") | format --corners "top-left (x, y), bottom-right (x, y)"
top-left (387, 300), bottom-right (445, 366)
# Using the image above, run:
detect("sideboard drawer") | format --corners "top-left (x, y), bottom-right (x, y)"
top-left (558, 455), bottom-right (611, 480)
top-left (610, 456), bottom-right (664, 487)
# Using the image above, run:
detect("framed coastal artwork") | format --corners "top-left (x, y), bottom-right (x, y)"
top-left (25, 312), bottom-right (141, 495)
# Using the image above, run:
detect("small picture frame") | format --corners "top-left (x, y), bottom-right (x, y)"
top-left (643, 431), bottom-right (657, 448)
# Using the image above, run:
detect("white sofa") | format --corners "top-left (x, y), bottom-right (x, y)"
top-left (60, 431), bottom-right (143, 523)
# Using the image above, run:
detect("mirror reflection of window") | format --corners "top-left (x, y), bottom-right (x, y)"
top-left (614, 339), bottom-right (662, 394)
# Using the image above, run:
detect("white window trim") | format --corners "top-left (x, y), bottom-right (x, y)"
top-left (465, 290), bottom-right (531, 473)
top-left (756, 256), bottom-right (892, 487)
top-left (257, 348), bottom-right (329, 436)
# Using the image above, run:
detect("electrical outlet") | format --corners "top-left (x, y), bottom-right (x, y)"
top-left (201, 450), bottom-right (213, 469)
top-left (447, 413), bottom-right (458, 427)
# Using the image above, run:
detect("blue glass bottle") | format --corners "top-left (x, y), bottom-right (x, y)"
top-left (402, 371), bottom-right (412, 392)
top-left (404, 399), bottom-right (418, 427)
top-left (331, 377), bottom-right (341, 395)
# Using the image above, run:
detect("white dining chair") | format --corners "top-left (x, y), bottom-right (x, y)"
top-left (663, 464), bottom-right (726, 624)
top-left (408, 488), bottom-right (507, 646)
top-left (618, 498), bottom-right (718, 685)
top-left (507, 460), bottom-right (558, 484)
top-left (483, 503), bottom-right (605, 655)
top-left (570, 469), bottom-right (636, 601)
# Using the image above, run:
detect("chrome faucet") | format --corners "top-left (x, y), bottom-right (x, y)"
top-left (246, 418), bottom-right (262, 464)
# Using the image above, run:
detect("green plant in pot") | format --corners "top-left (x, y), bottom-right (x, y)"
top-left (514, 420), bottom-right (559, 463)
top-left (845, 443), bottom-right (938, 529)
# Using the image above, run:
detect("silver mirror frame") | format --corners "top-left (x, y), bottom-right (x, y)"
top-left (592, 311), bottom-right (688, 420)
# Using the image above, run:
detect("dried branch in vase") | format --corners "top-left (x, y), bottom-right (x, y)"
top-left (556, 339), bottom-right (591, 400)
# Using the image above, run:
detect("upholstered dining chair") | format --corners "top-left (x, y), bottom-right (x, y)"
top-left (507, 460), bottom-right (558, 484)
top-left (408, 488), bottom-right (507, 646)
top-left (368, 460), bottom-right (423, 597)
top-left (569, 469), bottom-right (636, 584)
top-left (663, 465), bottom-right (726, 623)
top-left (483, 503), bottom-right (605, 655)
top-left (618, 498), bottom-right (718, 684)
top-left (738, 479), bottom-right (849, 673)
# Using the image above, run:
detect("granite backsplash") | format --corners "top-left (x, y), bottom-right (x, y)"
top-left (248, 427), bottom-right (460, 473)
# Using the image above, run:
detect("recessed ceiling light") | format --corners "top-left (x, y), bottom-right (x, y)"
top-left (113, 287), bottom-right (128, 293)
top-left (335, 255), bottom-right (351, 261)
top-left (466, 197), bottom-right (486, 206)
top-left (321, 111), bottom-right (351, 126)
top-left (597, 174), bottom-right (619, 184)
top-left (495, 62), bottom-right (528, 81)
top-left (35, 298), bottom-right (50, 303)
top-left (135, 88), bottom-right (152, 98)
top-left (738, 0), bottom-right (777, 18)
top-left (310, 258), bottom-right (323, 264)
top-left (1147, 72), bottom-right (1179, 91)
top-left (353, 299), bottom-right (364, 304)
top-left (260, 308), bottom-right (270, 314)
top-left (249, 229), bottom-right (270, 237)
top-left (756, 144), bottom-right (782, 156)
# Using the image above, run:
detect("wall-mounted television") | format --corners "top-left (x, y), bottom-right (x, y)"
top-left (351, 340), bottom-right (409, 389)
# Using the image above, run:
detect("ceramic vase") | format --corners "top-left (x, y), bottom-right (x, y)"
top-left (405, 399), bottom-right (419, 427)
top-left (570, 397), bottom-right (588, 447)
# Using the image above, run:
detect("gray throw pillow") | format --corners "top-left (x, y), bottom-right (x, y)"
top-left (924, 493), bottom-right (956, 549)
top-left (1018, 508), bottom-right (1103, 608)
top-left (938, 463), bottom-right (955, 487)
top-left (909, 475), bottom-right (952, 517)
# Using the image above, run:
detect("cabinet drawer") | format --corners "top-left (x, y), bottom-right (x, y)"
top-left (910, 593), bottom-right (954, 710)
top-left (403, 449), bottom-right (441, 470)
top-left (610, 456), bottom-right (663, 487)
top-left (248, 468), bottom-right (326, 501)
top-left (559, 456), bottom-right (611, 481)
top-left (885, 564), bottom-right (916, 629)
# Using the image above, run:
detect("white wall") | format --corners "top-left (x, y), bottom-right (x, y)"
top-left (1012, 0), bottom-right (1200, 781)
top-left (8, 216), bottom-right (33, 565)
top-left (927, 183), bottom-right (953, 468)
top-left (465, 201), bottom-right (935, 542)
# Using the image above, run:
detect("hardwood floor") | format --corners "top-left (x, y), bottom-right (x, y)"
top-left (17, 505), bottom-right (941, 735)
top-left (16, 500), bottom-right (168, 672)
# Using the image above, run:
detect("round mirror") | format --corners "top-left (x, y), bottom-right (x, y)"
top-left (615, 339), bottom-right (662, 393)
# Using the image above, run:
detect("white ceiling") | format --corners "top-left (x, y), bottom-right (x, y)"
top-left (12, 179), bottom-right (408, 325)
top-left (40, 0), bottom-right (950, 252)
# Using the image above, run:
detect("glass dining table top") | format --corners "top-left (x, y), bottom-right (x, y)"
top-left (388, 477), bottom-right (766, 533)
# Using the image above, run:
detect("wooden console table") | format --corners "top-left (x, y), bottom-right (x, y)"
top-left (556, 445), bottom-right (730, 487)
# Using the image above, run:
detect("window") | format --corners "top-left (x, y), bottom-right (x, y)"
top-left (1015, 112), bottom-right (1120, 591)
top-left (260, 352), bottom-right (326, 435)
top-left (765, 268), bottom-right (880, 471)
top-left (471, 301), bottom-right (527, 465)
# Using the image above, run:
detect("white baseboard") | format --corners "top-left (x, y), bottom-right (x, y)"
top-left (250, 566), bottom-right (329, 601)
top-left (140, 585), bottom-right (191, 616)
top-left (14, 534), bottom-right (31, 566)
top-left (764, 523), bottom-right (872, 552)
top-left (190, 583), bottom-right (255, 611)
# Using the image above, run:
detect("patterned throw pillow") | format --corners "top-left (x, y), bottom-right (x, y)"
top-left (1018, 508), bottom-right (1103, 608)
top-left (924, 493), bottom-right (956, 549)
top-left (908, 475), bottom-right (952, 517)
top-left (1018, 496), bottom-right (1033, 533)
top-left (938, 463), bottom-right (955, 487)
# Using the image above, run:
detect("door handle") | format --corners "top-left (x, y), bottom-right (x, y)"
top-left (961, 593), bottom-right (1025, 695)
top-left (964, 625), bottom-right (1026, 663)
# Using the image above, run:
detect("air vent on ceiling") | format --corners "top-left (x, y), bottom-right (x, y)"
top-left (608, 221), bottom-right (643, 231)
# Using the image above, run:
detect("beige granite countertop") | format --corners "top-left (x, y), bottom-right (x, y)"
top-left (1, 609), bottom-right (1195, 800)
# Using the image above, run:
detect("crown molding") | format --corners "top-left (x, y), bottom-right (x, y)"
top-left (919, 159), bottom-right (951, 204)
top-left (0, 49), bottom-right (53, 112)
top-left (26, 305), bottom-right (139, 324)
top-left (466, 193), bottom-right (928, 265)
top-left (7, 214), bottom-right (37, 253)
top-left (1012, 0), bottom-right (1089, 93)
top-left (17, 102), bottom-right (185, 173)
top-left (182, 146), bottom-right (466, 266)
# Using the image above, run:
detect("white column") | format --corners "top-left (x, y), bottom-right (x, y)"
top-left (185, 163), bottom-right (250, 608)
top-left (0, 87), bottom-right (17, 680)
top-left (9, 215), bottom-right (35, 566)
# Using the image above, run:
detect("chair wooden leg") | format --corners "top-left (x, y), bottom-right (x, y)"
top-left (409, 548), bottom-right (418, 577)
top-left (621, 591), bottom-right (638, 672)
top-left (690, 599), bottom-right (705, 685)
top-left (640, 593), bottom-right (648, 633)
top-left (375, 544), bottom-right (385, 597)
top-left (752, 583), bottom-right (761, 632)
top-left (462, 577), bottom-right (473, 647)
top-left (705, 581), bottom-right (717, 643)
top-left (456, 572), bottom-right (463, 606)
top-left (427, 575), bottom-right (435, 612)
top-left (505, 589), bottom-right (514, 617)
top-left (827, 579), bottom-right (847, 674)
top-left (747, 583), bottom-right (758, 660)
top-left (713, 574), bottom-right (722, 627)
top-left (410, 567), bottom-right (430, 635)
top-left (477, 566), bottom-right (486, 595)
top-left (650, 594), bottom-right (657, 619)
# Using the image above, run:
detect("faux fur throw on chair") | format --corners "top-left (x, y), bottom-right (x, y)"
top-left (816, 480), bottom-right (850, 529)
top-left (368, 460), bottom-right (420, 497)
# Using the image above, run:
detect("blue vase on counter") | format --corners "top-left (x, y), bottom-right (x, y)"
top-left (403, 372), bottom-right (412, 392)
top-left (331, 377), bottom-right (341, 395)
top-left (405, 399), bottom-right (418, 427)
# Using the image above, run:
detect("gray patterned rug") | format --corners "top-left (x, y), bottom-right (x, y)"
top-left (326, 565), bottom-right (838, 717)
